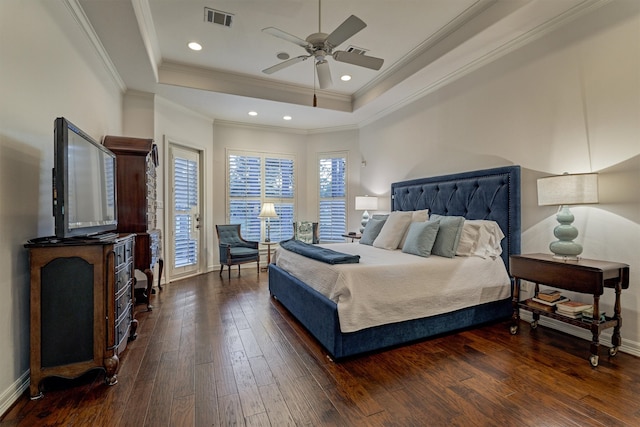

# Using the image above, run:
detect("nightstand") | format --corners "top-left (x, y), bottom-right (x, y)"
top-left (510, 253), bottom-right (629, 366)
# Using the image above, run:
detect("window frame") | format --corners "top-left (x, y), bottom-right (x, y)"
top-left (317, 151), bottom-right (348, 243)
top-left (226, 149), bottom-right (296, 242)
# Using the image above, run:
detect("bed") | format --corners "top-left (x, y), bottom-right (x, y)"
top-left (268, 165), bottom-right (521, 360)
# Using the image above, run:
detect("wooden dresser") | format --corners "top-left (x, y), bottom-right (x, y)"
top-left (26, 234), bottom-right (137, 399)
top-left (104, 136), bottom-right (163, 310)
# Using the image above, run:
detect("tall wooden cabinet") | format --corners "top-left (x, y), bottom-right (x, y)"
top-left (26, 234), bottom-right (137, 399)
top-left (104, 136), bottom-right (163, 310)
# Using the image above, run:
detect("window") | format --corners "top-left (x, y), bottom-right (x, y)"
top-left (227, 150), bottom-right (295, 242)
top-left (173, 154), bottom-right (199, 268)
top-left (318, 153), bottom-right (347, 242)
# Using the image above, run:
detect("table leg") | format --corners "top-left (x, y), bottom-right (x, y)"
top-left (510, 278), bottom-right (521, 335)
top-left (144, 268), bottom-right (154, 311)
top-left (610, 283), bottom-right (623, 353)
top-left (589, 295), bottom-right (601, 366)
top-left (157, 257), bottom-right (164, 290)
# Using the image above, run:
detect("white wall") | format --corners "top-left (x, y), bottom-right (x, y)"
top-left (0, 0), bottom-right (123, 413)
top-left (154, 96), bottom-right (215, 278)
top-left (359, 1), bottom-right (640, 353)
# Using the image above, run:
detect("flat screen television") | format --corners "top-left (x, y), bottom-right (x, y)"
top-left (53, 117), bottom-right (117, 239)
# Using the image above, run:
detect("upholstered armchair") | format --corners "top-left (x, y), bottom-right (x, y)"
top-left (215, 224), bottom-right (260, 279)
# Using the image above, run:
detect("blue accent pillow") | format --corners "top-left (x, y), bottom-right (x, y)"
top-left (429, 214), bottom-right (465, 258)
top-left (359, 218), bottom-right (386, 245)
top-left (401, 220), bottom-right (440, 257)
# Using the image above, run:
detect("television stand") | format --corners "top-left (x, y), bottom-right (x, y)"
top-left (25, 234), bottom-right (137, 398)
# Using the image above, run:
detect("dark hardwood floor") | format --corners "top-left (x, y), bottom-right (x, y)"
top-left (2, 269), bottom-right (639, 426)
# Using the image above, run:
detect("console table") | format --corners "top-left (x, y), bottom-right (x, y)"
top-left (510, 253), bottom-right (629, 367)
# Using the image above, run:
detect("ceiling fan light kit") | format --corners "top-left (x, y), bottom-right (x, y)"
top-left (261, 1), bottom-right (384, 90)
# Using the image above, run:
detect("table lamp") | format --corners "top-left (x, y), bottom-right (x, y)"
top-left (537, 172), bottom-right (598, 259)
top-left (355, 196), bottom-right (379, 233)
top-left (258, 203), bottom-right (279, 242)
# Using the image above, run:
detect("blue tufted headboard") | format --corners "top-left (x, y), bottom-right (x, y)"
top-left (391, 166), bottom-right (521, 271)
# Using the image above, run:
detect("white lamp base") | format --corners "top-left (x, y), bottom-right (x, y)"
top-left (549, 205), bottom-right (582, 260)
top-left (359, 210), bottom-right (370, 233)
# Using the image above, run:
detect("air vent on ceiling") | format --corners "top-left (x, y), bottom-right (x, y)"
top-left (204, 7), bottom-right (233, 27)
top-left (346, 45), bottom-right (368, 55)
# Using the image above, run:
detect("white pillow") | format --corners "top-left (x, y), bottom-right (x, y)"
top-left (372, 211), bottom-right (413, 250)
top-left (397, 209), bottom-right (429, 248)
top-left (456, 220), bottom-right (505, 258)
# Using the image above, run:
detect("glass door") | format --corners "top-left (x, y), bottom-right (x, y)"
top-left (169, 145), bottom-right (201, 279)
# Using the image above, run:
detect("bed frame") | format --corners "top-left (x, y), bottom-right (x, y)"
top-left (269, 165), bottom-right (521, 360)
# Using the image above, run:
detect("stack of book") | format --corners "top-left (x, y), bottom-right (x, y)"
top-left (524, 298), bottom-right (555, 312)
top-left (556, 300), bottom-right (593, 319)
top-left (535, 289), bottom-right (566, 303)
top-left (529, 289), bottom-right (569, 311)
top-left (581, 307), bottom-right (606, 322)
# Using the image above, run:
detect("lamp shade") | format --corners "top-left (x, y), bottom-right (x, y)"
top-left (355, 196), bottom-right (379, 211)
top-left (258, 202), bottom-right (278, 218)
top-left (537, 173), bottom-right (598, 206)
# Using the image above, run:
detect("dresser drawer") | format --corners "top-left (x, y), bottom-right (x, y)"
top-left (114, 239), bottom-right (134, 267)
top-left (115, 310), bottom-right (132, 350)
top-left (115, 284), bottom-right (132, 320)
top-left (115, 262), bottom-right (133, 294)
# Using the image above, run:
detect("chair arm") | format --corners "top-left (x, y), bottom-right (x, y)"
top-left (218, 244), bottom-right (232, 263)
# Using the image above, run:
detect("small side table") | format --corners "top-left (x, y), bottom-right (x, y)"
top-left (260, 241), bottom-right (278, 271)
top-left (341, 233), bottom-right (361, 243)
top-left (510, 253), bottom-right (629, 367)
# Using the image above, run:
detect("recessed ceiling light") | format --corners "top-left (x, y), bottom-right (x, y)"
top-left (188, 42), bottom-right (202, 51)
top-left (276, 52), bottom-right (290, 60)
top-left (248, 111), bottom-right (258, 116)
top-left (340, 74), bottom-right (352, 81)
top-left (283, 115), bottom-right (292, 121)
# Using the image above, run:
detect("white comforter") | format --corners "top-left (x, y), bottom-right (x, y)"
top-left (273, 243), bottom-right (511, 333)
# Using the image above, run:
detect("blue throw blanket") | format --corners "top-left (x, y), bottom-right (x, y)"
top-left (279, 239), bottom-right (360, 264)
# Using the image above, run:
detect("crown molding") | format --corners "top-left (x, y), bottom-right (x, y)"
top-left (158, 61), bottom-right (353, 112)
top-left (64, 0), bottom-right (126, 92)
top-left (214, 119), bottom-right (358, 135)
top-left (132, 0), bottom-right (161, 82)
top-left (358, 0), bottom-right (611, 128)
top-left (354, 0), bottom-right (496, 105)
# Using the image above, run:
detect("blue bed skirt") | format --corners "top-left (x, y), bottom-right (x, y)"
top-left (269, 264), bottom-right (512, 360)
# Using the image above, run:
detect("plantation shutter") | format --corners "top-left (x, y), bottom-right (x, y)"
top-left (174, 156), bottom-right (198, 268)
top-left (228, 154), bottom-right (262, 240)
top-left (227, 151), bottom-right (296, 242)
top-left (318, 154), bottom-right (347, 242)
top-left (265, 157), bottom-right (295, 241)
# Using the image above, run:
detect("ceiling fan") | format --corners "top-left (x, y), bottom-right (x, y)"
top-left (261, 0), bottom-right (384, 89)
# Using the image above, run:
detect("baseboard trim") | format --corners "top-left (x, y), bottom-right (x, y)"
top-left (519, 310), bottom-right (640, 358)
top-left (0, 370), bottom-right (29, 418)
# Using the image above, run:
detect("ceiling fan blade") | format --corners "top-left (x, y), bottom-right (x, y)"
top-left (325, 15), bottom-right (367, 49)
top-left (262, 55), bottom-right (309, 74)
top-left (262, 27), bottom-right (311, 49)
top-left (316, 60), bottom-right (332, 89)
top-left (333, 50), bottom-right (384, 70)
